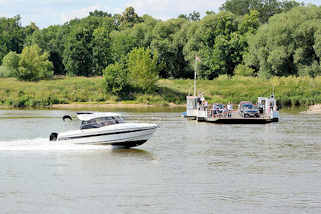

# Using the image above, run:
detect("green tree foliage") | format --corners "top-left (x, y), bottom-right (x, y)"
top-left (132, 15), bottom-right (159, 48)
top-left (246, 6), bottom-right (321, 77)
top-left (188, 11), bottom-right (201, 21)
top-left (110, 30), bottom-right (137, 63)
top-left (24, 22), bottom-right (39, 38)
top-left (89, 10), bottom-right (112, 17)
top-left (17, 45), bottom-right (53, 81)
top-left (92, 18), bottom-right (116, 75)
top-left (151, 18), bottom-right (190, 78)
top-left (112, 14), bottom-right (122, 30)
top-left (110, 15), bottom-right (158, 64)
top-left (110, 16), bottom-right (156, 59)
top-left (63, 16), bottom-right (116, 76)
top-left (128, 48), bottom-right (159, 92)
top-left (239, 10), bottom-right (260, 34)
top-left (63, 25), bottom-right (93, 76)
top-left (221, 0), bottom-right (302, 23)
top-left (234, 64), bottom-right (254, 76)
top-left (178, 11), bottom-right (201, 21)
top-left (29, 25), bottom-right (66, 75)
top-left (1, 4), bottom-right (321, 82)
top-left (0, 15), bottom-right (25, 64)
top-left (178, 14), bottom-right (188, 20)
top-left (1, 51), bottom-right (20, 76)
top-left (120, 7), bottom-right (143, 29)
top-left (103, 62), bottom-right (129, 96)
top-left (184, 12), bottom-right (254, 79)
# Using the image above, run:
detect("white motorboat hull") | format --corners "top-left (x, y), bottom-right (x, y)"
top-left (53, 123), bottom-right (158, 148)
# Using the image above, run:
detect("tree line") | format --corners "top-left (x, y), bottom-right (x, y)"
top-left (1, 0), bottom-right (321, 94)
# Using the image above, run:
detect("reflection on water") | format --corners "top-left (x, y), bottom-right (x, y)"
top-left (0, 109), bottom-right (321, 214)
top-left (111, 148), bottom-right (155, 160)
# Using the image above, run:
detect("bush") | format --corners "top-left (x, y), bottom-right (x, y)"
top-left (234, 64), bottom-right (254, 77)
top-left (0, 66), bottom-right (11, 77)
top-left (16, 45), bottom-right (53, 81)
top-left (1, 51), bottom-right (20, 77)
top-left (103, 62), bottom-right (129, 96)
top-left (128, 47), bottom-right (159, 92)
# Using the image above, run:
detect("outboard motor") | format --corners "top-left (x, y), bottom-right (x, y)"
top-left (50, 132), bottom-right (58, 141)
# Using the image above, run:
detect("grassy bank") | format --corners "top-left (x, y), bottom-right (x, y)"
top-left (162, 75), bottom-right (321, 106)
top-left (0, 77), bottom-right (186, 108)
top-left (0, 76), bottom-right (321, 108)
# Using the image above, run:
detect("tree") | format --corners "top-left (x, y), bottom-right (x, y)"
top-left (63, 26), bottom-right (93, 76)
top-left (0, 15), bottom-right (25, 64)
top-left (184, 12), bottom-right (245, 79)
top-left (234, 64), bottom-right (254, 76)
top-left (206, 10), bottom-right (216, 16)
top-left (239, 10), bottom-right (260, 34)
top-left (92, 18), bottom-right (115, 75)
top-left (110, 15), bottom-right (158, 64)
top-left (63, 16), bottom-right (116, 76)
top-left (128, 48), bottom-right (159, 92)
top-left (120, 7), bottom-right (143, 29)
top-left (178, 14), bottom-right (188, 20)
top-left (245, 6), bottom-right (321, 77)
top-left (103, 62), bottom-right (129, 96)
top-left (29, 25), bottom-right (66, 75)
top-left (221, 0), bottom-right (302, 23)
top-left (92, 26), bottom-right (112, 75)
top-left (151, 18), bottom-right (189, 78)
top-left (24, 22), bottom-right (39, 38)
top-left (110, 30), bottom-right (137, 63)
top-left (89, 10), bottom-right (112, 17)
top-left (17, 45), bottom-right (53, 81)
top-left (1, 51), bottom-right (20, 76)
top-left (221, 0), bottom-right (252, 16)
top-left (178, 11), bottom-right (200, 22)
top-left (188, 11), bottom-right (201, 21)
top-left (112, 14), bottom-right (122, 30)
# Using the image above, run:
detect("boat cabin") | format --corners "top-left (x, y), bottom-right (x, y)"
top-left (257, 95), bottom-right (279, 121)
top-left (186, 96), bottom-right (201, 118)
top-left (77, 113), bottom-right (124, 130)
top-left (257, 96), bottom-right (277, 114)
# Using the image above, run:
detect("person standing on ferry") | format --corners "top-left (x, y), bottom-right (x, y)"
top-left (227, 103), bottom-right (233, 118)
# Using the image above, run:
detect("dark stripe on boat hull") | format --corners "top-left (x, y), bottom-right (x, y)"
top-left (58, 127), bottom-right (156, 141)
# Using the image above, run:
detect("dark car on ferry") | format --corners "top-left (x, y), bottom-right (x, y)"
top-left (239, 101), bottom-right (260, 118)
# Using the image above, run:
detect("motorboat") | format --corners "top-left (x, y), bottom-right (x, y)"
top-left (49, 112), bottom-right (158, 148)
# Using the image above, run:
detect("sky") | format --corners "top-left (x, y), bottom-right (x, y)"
top-left (0, 0), bottom-right (320, 28)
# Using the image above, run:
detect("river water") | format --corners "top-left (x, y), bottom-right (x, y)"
top-left (0, 109), bottom-right (320, 214)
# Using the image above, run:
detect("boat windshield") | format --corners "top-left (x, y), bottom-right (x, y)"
top-left (80, 116), bottom-right (124, 130)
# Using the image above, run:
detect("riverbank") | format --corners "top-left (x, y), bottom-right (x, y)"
top-left (52, 103), bottom-right (184, 109)
top-left (303, 104), bottom-right (321, 114)
top-left (1, 76), bottom-right (321, 108)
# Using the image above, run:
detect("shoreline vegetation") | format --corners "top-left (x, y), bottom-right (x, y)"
top-left (1, 76), bottom-right (321, 110)
top-left (2, 4), bottom-right (321, 114)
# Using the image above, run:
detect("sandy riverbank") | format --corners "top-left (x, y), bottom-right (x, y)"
top-left (303, 104), bottom-right (321, 114)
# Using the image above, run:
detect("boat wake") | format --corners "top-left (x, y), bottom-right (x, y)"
top-left (0, 138), bottom-right (113, 151)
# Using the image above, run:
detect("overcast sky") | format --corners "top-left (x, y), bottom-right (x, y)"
top-left (0, 0), bottom-right (320, 28)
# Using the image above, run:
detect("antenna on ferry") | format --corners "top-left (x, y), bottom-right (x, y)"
top-left (194, 56), bottom-right (201, 97)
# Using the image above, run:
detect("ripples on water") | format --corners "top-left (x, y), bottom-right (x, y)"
top-left (0, 109), bottom-right (321, 214)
